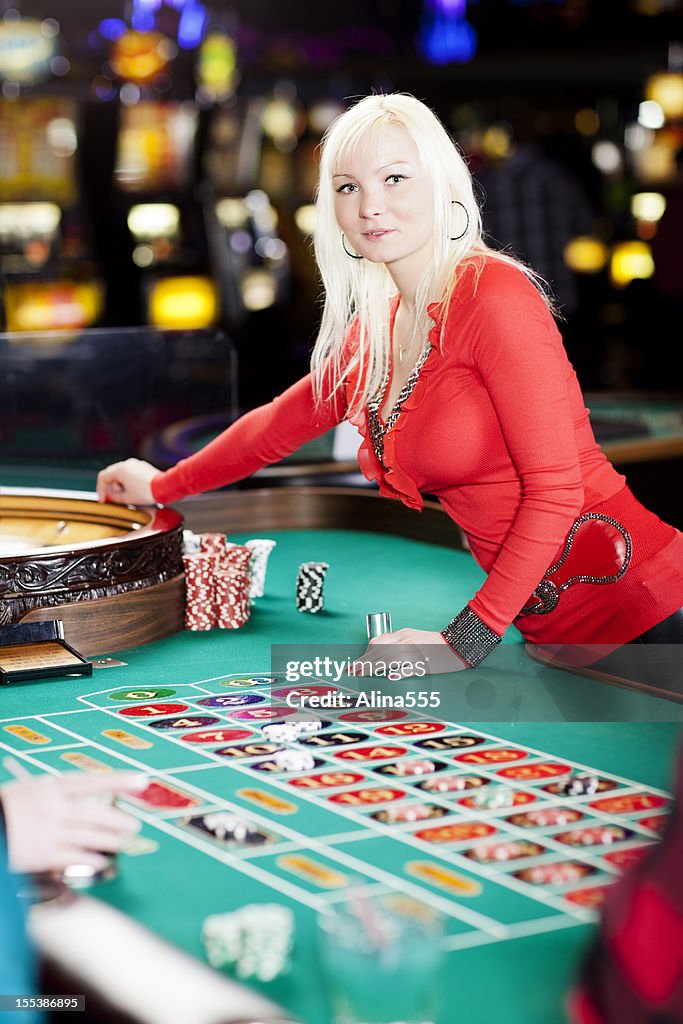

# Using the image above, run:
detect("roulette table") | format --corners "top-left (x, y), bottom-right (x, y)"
top-left (0, 488), bottom-right (681, 1024)
top-left (143, 390), bottom-right (683, 471)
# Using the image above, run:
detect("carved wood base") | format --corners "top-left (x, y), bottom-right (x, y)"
top-left (20, 575), bottom-right (187, 657)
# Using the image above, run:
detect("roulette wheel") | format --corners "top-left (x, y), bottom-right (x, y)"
top-left (0, 489), bottom-right (184, 656)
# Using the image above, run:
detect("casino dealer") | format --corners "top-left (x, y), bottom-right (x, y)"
top-left (97, 93), bottom-right (683, 689)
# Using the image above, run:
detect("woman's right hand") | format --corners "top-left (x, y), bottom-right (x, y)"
top-left (96, 458), bottom-right (159, 506)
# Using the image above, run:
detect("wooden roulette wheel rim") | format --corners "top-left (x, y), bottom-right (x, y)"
top-left (0, 489), bottom-right (185, 655)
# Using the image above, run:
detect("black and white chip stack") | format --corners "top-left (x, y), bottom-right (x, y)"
top-left (560, 772), bottom-right (601, 796)
top-left (295, 561), bottom-right (329, 613)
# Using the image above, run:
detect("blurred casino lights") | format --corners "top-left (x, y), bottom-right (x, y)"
top-left (645, 71), bottom-right (683, 121)
top-left (148, 275), bottom-right (217, 328)
top-left (638, 100), bottom-right (666, 130)
top-left (631, 192), bottom-right (667, 223)
top-left (574, 108), bottom-right (600, 136)
top-left (4, 280), bottom-right (104, 331)
top-left (127, 204), bottom-right (181, 240)
top-left (111, 30), bottom-right (174, 82)
top-left (481, 123), bottom-right (513, 160)
top-left (418, 0), bottom-right (477, 65)
top-left (591, 141), bottom-right (623, 176)
top-left (196, 32), bottom-right (239, 102)
top-left (563, 237), bottom-right (610, 274)
top-left (610, 240), bottom-right (655, 287)
top-left (215, 198), bottom-right (249, 230)
top-left (0, 16), bottom-right (58, 85)
top-left (294, 205), bottom-right (317, 236)
top-left (0, 202), bottom-right (61, 243)
top-left (241, 269), bottom-right (277, 312)
top-left (308, 101), bottom-right (344, 134)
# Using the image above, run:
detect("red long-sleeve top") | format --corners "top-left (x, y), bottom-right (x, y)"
top-left (153, 259), bottom-right (683, 646)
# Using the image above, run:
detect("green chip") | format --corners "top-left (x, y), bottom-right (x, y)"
top-left (108, 688), bottom-right (177, 701)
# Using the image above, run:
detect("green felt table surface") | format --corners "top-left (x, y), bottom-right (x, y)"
top-left (0, 528), bottom-right (680, 1024)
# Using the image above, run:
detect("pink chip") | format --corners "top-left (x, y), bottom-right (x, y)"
top-left (396, 760), bottom-right (436, 776)
top-left (423, 775), bottom-right (471, 793)
top-left (384, 804), bottom-right (433, 823)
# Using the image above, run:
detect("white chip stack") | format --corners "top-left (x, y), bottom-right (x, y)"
top-left (261, 723), bottom-right (301, 743)
top-left (182, 529), bottom-right (202, 553)
top-left (201, 904), bottom-right (294, 982)
top-left (273, 749), bottom-right (316, 772)
top-left (201, 811), bottom-right (253, 843)
top-left (288, 715), bottom-right (323, 734)
top-left (245, 539), bottom-right (277, 599)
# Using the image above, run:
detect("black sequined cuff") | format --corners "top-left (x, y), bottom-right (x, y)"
top-left (440, 607), bottom-right (502, 668)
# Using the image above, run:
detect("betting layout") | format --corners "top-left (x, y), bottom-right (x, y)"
top-left (0, 674), bottom-right (672, 954)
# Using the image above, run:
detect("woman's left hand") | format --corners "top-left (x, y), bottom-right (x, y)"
top-left (352, 628), bottom-right (468, 678)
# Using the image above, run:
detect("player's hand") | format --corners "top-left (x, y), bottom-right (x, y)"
top-left (96, 458), bottom-right (159, 506)
top-left (1, 768), bottom-right (147, 874)
top-left (353, 628), bottom-right (468, 679)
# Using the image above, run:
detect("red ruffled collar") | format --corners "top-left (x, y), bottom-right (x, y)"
top-left (351, 299), bottom-right (445, 511)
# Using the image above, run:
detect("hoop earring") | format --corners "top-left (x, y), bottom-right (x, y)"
top-left (449, 200), bottom-right (470, 241)
top-left (341, 233), bottom-right (363, 260)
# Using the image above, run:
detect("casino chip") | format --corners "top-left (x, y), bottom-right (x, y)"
top-left (183, 552), bottom-right (218, 630)
top-left (288, 715), bottom-right (323, 734)
top-left (295, 561), bottom-right (329, 613)
top-left (223, 543), bottom-right (253, 573)
top-left (262, 723), bottom-right (300, 743)
top-left (380, 803), bottom-right (438, 823)
top-left (420, 774), bottom-right (473, 793)
top-left (394, 760), bottom-right (437, 777)
top-left (245, 539), bottom-right (276, 599)
top-left (471, 785), bottom-right (516, 810)
top-left (200, 812), bottom-right (261, 844)
top-left (182, 529), bottom-right (202, 553)
top-left (199, 532), bottom-right (229, 558)
top-left (202, 904), bottom-right (294, 982)
top-left (273, 749), bottom-right (316, 771)
top-left (559, 773), bottom-right (600, 796)
top-left (215, 566), bottom-right (251, 629)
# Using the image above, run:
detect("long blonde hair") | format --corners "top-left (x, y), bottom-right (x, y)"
top-left (311, 92), bottom-right (552, 413)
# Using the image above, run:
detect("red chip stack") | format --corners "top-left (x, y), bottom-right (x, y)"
top-left (199, 533), bottom-right (229, 559)
top-left (183, 553), bottom-right (218, 630)
top-left (215, 567), bottom-right (251, 629)
top-left (224, 543), bottom-right (253, 573)
top-left (182, 534), bottom-right (255, 631)
top-left (217, 544), bottom-right (252, 628)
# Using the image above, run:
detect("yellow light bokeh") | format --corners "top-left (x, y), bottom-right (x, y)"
top-left (645, 72), bottom-right (683, 121)
top-left (4, 280), bottom-right (104, 332)
top-left (563, 236), bottom-right (610, 273)
top-left (149, 276), bottom-right (217, 329)
top-left (609, 241), bottom-right (655, 288)
top-left (294, 204), bottom-right (317, 235)
top-left (111, 31), bottom-right (170, 83)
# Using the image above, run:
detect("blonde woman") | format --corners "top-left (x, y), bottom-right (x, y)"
top-left (97, 93), bottom-right (683, 683)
